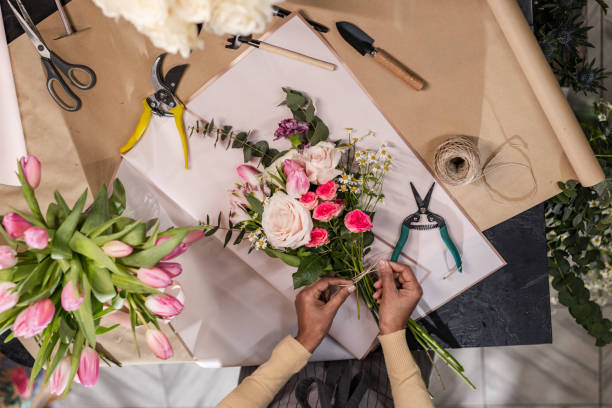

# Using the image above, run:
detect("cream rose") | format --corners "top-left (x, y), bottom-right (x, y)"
top-left (205, 0), bottom-right (275, 36)
top-left (302, 142), bottom-right (342, 185)
top-left (262, 192), bottom-right (313, 249)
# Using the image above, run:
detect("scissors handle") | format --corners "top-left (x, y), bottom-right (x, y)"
top-left (391, 224), bottom-right (410, 263)
top-left (169, 104), bottom-right (189, 170)
top-left (440, 226), bottom-right (462, 273)
top-left (49, 51), bottom-right (96, 90)
top-left (41, 57), bottom-right (81, 112)
top-left (120, 99), bottom-right (153, 154)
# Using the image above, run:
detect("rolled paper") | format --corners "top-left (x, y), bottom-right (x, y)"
top-left (486, 0), bottom-right (604, 187)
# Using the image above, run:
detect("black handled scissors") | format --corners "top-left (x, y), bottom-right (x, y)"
top-left (8, 0), bottom-right (96, 112)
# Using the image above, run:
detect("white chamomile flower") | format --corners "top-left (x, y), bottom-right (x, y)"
top-left (591, 235), bottom-right (602, 247)
top-left (607, 102), bottom-right (612, 110)
top-left (383, 165), bottom-right (391, 173)
top-left (373, 164), bottom-right (382, 172)
top-left (550, 296), bottom-right (559, 305)
top-left (248, 232), bottom-right (258, 242)
top-left (350, 185), bottom-right (361, 194)
top-left (603, 208), bottom-right (612, 215)
top-left (359, 158), bottom-right (368, 165)
top-left (351, 176), bottom-right (358, 184)
top-left (368, 153), bottom-right (378, 163)
top-left (598, 113), bottom-right (607, 122)
top-left (338, 146), bottom-right (346, 151)
top-left (588, 200), bottom-right (600, 208)
top-left (340, 174), bottom-right (350, 184)
top-left (340, 185), bottom-right (348, 192)
top-left (602, 269), bottom-right (612, 279)
top-left (559, 232), bottom-right (570, 241)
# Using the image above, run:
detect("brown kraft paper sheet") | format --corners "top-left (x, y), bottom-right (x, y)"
top-left (3, 0), bottom-right (603, 362)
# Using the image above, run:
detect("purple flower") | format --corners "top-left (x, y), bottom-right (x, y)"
top-left (274, 119), bottom-right (309, 140)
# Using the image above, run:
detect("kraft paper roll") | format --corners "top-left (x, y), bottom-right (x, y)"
top-left (486, 0), bottom-right (604, 187)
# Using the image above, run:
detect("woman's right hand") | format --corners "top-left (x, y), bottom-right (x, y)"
top-left (373, 260), bottom-right (423, 335)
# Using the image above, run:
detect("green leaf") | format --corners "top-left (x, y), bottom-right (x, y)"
top-left (252, 140), bottom-right (269, 158)
top-left (86, 263), bottom-right (117, 303)
top-left (120, 230), bottom-right (188, 268)
top-left (304, 102), bottom-right (315, 122)
top-left (46, 203), bottom-right (60, 230)
top-left (121, 223), bottom-right (146, 246)
top-left (0, 224), bottom-right (17, 250)
top-left (309, 119), bottom-right (329, 145)
top-left (284, 89), bottom-right (306, 110)
top-left (243, 143), bottom-right (253, 162)
top-left (54, 191), bottom-right (71, 215)
top-left (224, 230), bottom-right (233, 247)
top-left (292, 255), bottom-right (327, 288)
top-left (70, 231), bottom-right (121, 274)
top-left (572, 214), bottom-right (583, 227)
top-left (72, 259), bottom-right (97, 347)
top-left (109, 179), bottom-right (126, 216)
top-left (110, 273), bottom-right (161, 294)
top-left (16, 159), bottom-right (45, 224)
top-left (52, 190), bottom-right (88, 260)
top-left (288, 133), bottom-right (303, 149)
top-left (232, 132), bottom-right (248, 148)
top-left (81, 185), bottom-right (109, 235)
top-left (16, 257), bottom-right (52, 296)
top-left (96, 324), bottom-right (120, 335)
top-left (233, 229), bottom-right (246, 245)
top-left (141, 220), bottom-right (160, 249)
top-left (30, 329), bottom-right (59, 385)
top-left (64, 329), bottom-right (85, 396)
top-left (363, 231), bottom-right (375, 247)
top-left (92, 219), bottom-right (142, 246)
top-left (246, 194), bottom-right (264, 217)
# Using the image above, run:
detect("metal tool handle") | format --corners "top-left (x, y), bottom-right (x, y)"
top-left (120, 99), bottom-right (152, 154)
top-left (258, 42), bottom-right (336, 71)
top-left (169, 104), bottom-right (189, 170)
top-left (440, 225), bottom-right (462, 273)
top-left (41, 57), bottom-right (81, 111)
top-left (391, 224), bottom-right (410, 263)
top-left (50, 51), bottom-right (96, 90)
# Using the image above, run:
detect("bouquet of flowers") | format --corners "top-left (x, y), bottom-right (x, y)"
top-left (222, 89), bottom-right (475, 388)
top-left (0, 157), bottom-right (206, 396)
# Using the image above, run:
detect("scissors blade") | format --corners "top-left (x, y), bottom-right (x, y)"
top-left (8, 0), bottom-right (50, 58)
top-left (163, 64), bottom-right (188, 94)
top-left (422, 182), bottom-right (435, 209)
top-left (409, 182), bottom-right (424, 209)
top-left (151, 53), bottom-right (170, 92)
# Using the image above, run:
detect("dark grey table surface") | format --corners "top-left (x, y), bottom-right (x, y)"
top-left (1, 0), bottom-right (550, 366)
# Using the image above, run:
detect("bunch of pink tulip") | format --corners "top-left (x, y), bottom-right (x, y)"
top-left (0, 156), bottom-right (208, 396)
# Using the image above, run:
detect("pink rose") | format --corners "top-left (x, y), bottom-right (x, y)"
top-left (283, 159), bottom-right (310, 198)
top-left (302, 142), bottom-right (342, 185)
top-left (299, 192), bottom-right (318, 210)
top-left (344, 210), bottom-right (373, 233)
top-left (306, 228), bottom-right (329, 248)
top-left (332, 199), bottom-right (345, 216)
top-left (313, 201), bottom-right (342, 222)
top-left (315, 181), bottom-right (337, 200)
top-left (262, 192), bottom-right (313, 249)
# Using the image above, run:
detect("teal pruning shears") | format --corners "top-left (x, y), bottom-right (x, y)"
top-left (391, 182), bottom-right (463, 273)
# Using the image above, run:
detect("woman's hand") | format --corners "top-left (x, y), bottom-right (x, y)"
top-left (295, 277), bottom-right (355, 352)
top-left (373, 260), bottom-right (423, 335)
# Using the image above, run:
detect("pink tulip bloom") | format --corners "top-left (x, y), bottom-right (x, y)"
top-left (138, 267), bottom-right (172, 289)
top-left (236, 164), bottom-right (262, 187)
top-left (23, 227), bottom-right (49, 250)
top-left (101, 240), bottom-right (133, 258)
top-left (10, 366), bottom-right (31, 399)
top-left (315, 181), bottom-right (337, 201)
top-left (2, 213), bottom-right (32, 239)
top-left (77, 348), bottom-right (100, 387)
top-left (20, 155), bottom-right (41, 189)
top-left (49, 356), bottom-right (72, 395)
top-left (344, 210), bottom-right (373, 233)
top-left (13, 299), bottom-right (55, 338)
top-left (183, 230), bottom-right (204, 245)
top-left (156, 236), bottom-right (189, 261)
top-left (145, 294), bottom-right (184, 319)
top-left (156, 262), bottom-right (182, 278)
top-left (0, 282), bottom-right (19, 313)
top-left (299, 192), bottom-right (318, 210)
top-left (146, 329), bottom-right (174, 360)
top-left (0, 246), bottom-right (18, 270)
top-left (306, 228), bottom-right (330, 248)
top-left (283, 160), bottom-right (310, 198)
top-left (61, 281), bottom-right (84, 311)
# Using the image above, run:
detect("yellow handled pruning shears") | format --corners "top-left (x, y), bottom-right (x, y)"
top-left (120, 54), bottom-right (190, 169)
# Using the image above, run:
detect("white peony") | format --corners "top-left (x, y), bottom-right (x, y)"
top-left (206, 0), bottom-right (275, 35)
top-left (169, 0), bottom-right (212, 23)
top-left (262, 192), bottom-right (313, 249)
top-left (138, 15), bottom-right (204, 58)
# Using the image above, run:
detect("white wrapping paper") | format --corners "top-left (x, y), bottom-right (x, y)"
top-left (121, 16), bottom-right (505, 363)
top-left (0, 7), bottom-right (27, 186)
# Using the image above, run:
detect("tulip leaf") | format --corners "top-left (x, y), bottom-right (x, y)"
top-left (54, 191), bottom-right (71, 215)
top-left (52, 190), bottom-right (88, 260)
top-left (96, 324), bottom-right (120, 335)
top-left (120, 230), bottom-right (188, 268)
top-left (109, 179), bottom-right (126, 216)
top-left (16, 257), bottom-right (52, 296)
top-left (92, 219), bottom-right (142, 246)
top-left (29, 317), bottom-right (61, 385)
top-left (86, 263), bottom-right (116, 303)
top-left (16, 160), bottom-right (45, 225)
top-left (69, 231), bottom-right (121, 275)
top-left (45, 203), bottom-right (60, 230)
top-left (110, 273), bottom-right (161, 295)
top-left (59, 318), bottom-right (76, 344)
top-left (128, 297), bottom-right (140, 357)
top-left (8, 207), bottom-right (46, 228)
top-left (44, 340), bottom-right (70, 383)
top-left (88, 216), bottom-right (125, 239)
top-left (81, 185), bottom-right (109, 235)
top-left (72, 259), bottom-right (97, 347)
top-left (141, 220), bottom-right (160, 249)
top-left (121, 223), bottom-right (146, 246)
top-left (64, 329), bottom-right (84, 396)
top-left (0, 223), bottom-right (17, 249)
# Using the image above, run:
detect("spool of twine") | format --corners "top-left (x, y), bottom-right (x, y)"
top-left (433, 136), bottom-right (482, 186)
